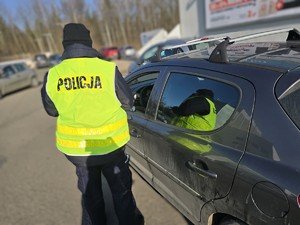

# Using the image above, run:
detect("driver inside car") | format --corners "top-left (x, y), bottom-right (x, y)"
top-left (171, 89), bottom-right (217, 131)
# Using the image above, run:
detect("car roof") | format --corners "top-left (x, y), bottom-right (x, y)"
top-left (164, 41), bottom-right (300, 71)
top-left (137, 28), bottom-right (300, 75)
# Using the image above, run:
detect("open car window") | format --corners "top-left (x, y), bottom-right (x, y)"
top-left (127, 72), bottom-right (159, 114)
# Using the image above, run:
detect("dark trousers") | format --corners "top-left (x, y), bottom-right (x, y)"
top-left (75, 151), bottom-right (144, 225)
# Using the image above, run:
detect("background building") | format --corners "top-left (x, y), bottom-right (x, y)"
top-left (179, 0), bottom-right (300, 40)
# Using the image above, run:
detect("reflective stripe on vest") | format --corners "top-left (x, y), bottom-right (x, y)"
top-left (57, 118), bottom-right (128, 136)
top-left (46, 58), bottom-right (130, 156)
top-left (56, 127), bottom-right (130, 156)
top-left (57, 130), bottom-right (129, 148)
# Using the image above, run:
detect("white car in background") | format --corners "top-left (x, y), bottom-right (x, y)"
top-left (127, 38), bottom-right (190, 74)
top-left (0, 62), bottom-right (38, 99)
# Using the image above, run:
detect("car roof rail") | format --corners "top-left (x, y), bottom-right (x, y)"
top-left (209, 27), bottom-right (300, 63)
top-left (169, 36), bottom-right (229, 49)
top-left (229, 27), bottom-right (300, 43)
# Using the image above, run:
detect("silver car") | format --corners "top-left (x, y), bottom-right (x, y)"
top-left (0, 62), bottom-right (38, 99)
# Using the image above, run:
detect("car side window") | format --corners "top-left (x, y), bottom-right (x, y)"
top-left (127, 72), bottom-right (159, 114)
top-left (157, 72), bottom-right (240, 131)
top-left (14, 63), bottom-right (26, 72)
top-left (3, 66), bottom-right (15, 78)
top-left (279, 80), bottom-right (300, 129)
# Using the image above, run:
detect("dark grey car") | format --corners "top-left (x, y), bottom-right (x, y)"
top-left (124, 28), bottom-right (300, 225)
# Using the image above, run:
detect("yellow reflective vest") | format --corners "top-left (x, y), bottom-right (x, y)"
top-left (172, 98), bottom-right (217, 131)
top-left (170, 98), bottom-right (216, 153)
top-left (46, 58), bottom-right (130, 156)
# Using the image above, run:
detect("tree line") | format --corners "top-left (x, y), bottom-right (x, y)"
top-left (0, 0), bottom-right (179, 60)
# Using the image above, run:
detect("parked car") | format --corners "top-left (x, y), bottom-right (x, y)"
top-left (0, 62), bottom-right (38, 99)
top-left (119, 45), bottom-right (137, 59)
top-left (124, 28), bottom-right (300, 225)
top-left (99, 47), bottom-right (120, 60)
top-left (127, 38), bottom-right (220, 74)
top-left (127, 39), bottom-right (188, 73)
top-left (34, 54), bottom-right (50, 68)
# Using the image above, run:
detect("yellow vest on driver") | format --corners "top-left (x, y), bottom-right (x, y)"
top-left (170, 98), bottom-right (216, 153)
top-left (172, 98), bottom-right (216, 131)
top-left (46, 57), bottom-right (130, 156)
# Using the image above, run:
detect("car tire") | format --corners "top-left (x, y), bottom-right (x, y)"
top-left (219, 217), bottom-right (247, 225)
top-left (31, 76), bottom-right (39, 87)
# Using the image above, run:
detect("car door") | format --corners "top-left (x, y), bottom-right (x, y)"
top-left (13, 63), bottom-right (28, 89)
top-left (2, 65), bottom-right (18, 94)
top-left (143, 66), bottom-right (255, 223)
top-left (126, 69), bottom-right (162, 184)
top-left (13, 63), bottom-right (29, 88)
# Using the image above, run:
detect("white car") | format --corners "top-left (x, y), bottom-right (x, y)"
top-left (128, 38), bottom-right (190, 73)
top-left (0, 62), bottom-right (38, 99)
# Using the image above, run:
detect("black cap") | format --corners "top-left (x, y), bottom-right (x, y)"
top-left (62, 23), bottom-right (92, 49)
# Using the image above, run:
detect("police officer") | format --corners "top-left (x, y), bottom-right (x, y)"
top-left (41, 23), bottom-right (144, 225)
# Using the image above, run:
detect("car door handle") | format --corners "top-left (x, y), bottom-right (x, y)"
top-left (130, 128), bottom-right (141, 138)
top-left (186, 160), bottom-right (217, 179)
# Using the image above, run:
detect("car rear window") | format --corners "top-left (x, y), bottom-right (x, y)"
top-left (279, 80), bottom-right (300, 129)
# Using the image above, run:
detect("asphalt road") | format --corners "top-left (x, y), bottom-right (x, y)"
top-left (0, 64), bottom-right (189, 225)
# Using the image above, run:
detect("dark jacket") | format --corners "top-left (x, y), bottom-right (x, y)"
top-left (40, 43), bottom-right (134, 167)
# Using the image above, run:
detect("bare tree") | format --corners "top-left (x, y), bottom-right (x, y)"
top-left (60, 0), bottom-right (87, 24)
top-left (0, 0), bottom-right (180, 59)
